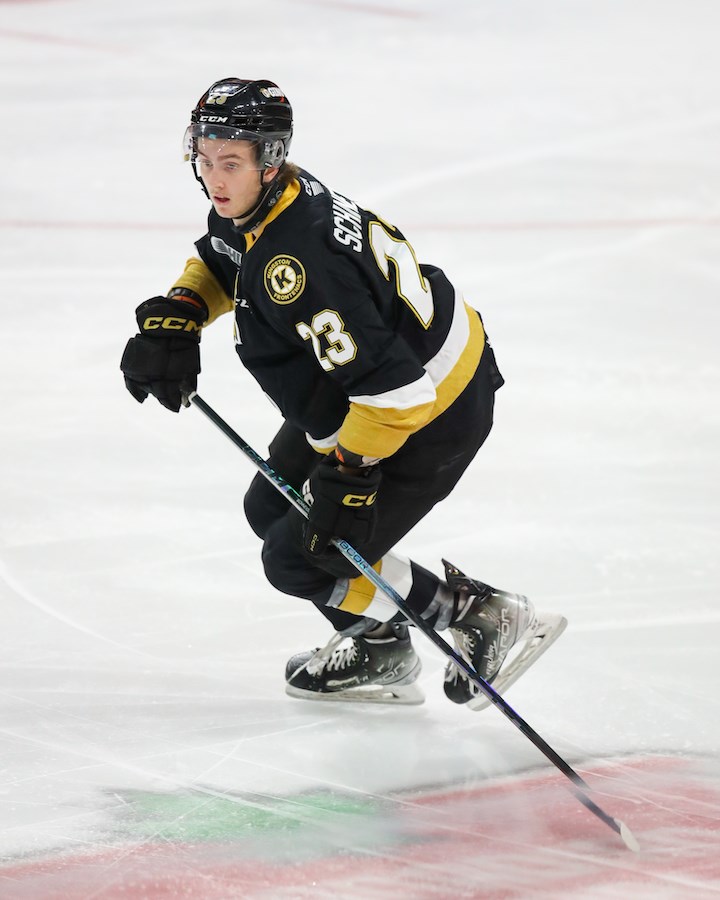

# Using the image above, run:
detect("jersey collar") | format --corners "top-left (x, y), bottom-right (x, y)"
top-left (243, 178), bottom-right (301, 251)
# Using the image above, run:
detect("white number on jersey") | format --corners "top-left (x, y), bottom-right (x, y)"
top-left (296, 309), bottom-right (358, 371)
top-left (368, 221), bottom-right (434, 329)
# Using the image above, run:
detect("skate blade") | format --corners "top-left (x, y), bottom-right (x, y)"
top-left (468, 613), bottom-right (567, 712)
top-left (285, 681), bottom-right (425, 705)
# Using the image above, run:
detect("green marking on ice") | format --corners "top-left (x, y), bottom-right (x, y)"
top-left (114, 789), bottom-right (384, 843)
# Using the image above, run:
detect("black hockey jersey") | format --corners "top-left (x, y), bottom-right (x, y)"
top-left (171, 168), bottom-right (486, 460)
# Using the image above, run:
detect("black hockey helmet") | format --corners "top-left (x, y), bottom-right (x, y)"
top-left (183, 77), bottom-right (293, 174)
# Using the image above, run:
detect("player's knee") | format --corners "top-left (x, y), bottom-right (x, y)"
top-left (261, 525), bottom-right (301, 595)
top-left (261, 514), bottom-right (342, 600)
top-left (244, 473), bottom-right (284, 539)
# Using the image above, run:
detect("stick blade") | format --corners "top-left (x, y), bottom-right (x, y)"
top-left (616, 819), bottom-right (641, 853)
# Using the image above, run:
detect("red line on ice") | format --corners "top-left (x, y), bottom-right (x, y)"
top-left (0, 27), bottom-right (125, 52)
top-left (0, 757), bottom-right (717, 898)
top-left (295, 0), bottom-right (422, 19)
top-left (2, 216), bottom-right (720, 233)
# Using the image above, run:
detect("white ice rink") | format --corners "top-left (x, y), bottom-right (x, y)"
top-left (1, 0), bottom-right (719, 896)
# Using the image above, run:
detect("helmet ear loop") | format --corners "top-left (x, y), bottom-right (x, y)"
top-left (190, 149), bottom-right (211, 199)
top-left (196, 168), bottom-right (210, 199)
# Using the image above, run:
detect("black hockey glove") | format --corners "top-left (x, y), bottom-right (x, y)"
top-left (120, 296), bottom-right (207, 412)
top-left (302, 454), bottom-right (381, 556)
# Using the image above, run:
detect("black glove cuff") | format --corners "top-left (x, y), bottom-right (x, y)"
top-left (335, 444), bottom-right (382, 470)
top-left (316, 454), bottom-right (381, 491)
top-left (167, 287), bottom-right (208, 313)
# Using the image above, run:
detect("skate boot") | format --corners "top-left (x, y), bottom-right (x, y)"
top-left (442, 559), bottom-right (567, 711)
top-left (285, 622), bottom-right (424, 705)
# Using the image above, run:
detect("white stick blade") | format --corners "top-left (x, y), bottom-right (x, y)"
top-left (617, 819), bottom-right (640, 853)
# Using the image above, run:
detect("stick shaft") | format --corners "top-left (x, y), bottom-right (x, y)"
top-left (189, 392), bottom-right (623, 839)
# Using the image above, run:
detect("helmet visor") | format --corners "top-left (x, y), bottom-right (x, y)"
top-left (183, 123), bottom-right (285, 171)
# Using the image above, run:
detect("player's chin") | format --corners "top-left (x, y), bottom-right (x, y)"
top-left (211, 199), bottom-right (235, 217)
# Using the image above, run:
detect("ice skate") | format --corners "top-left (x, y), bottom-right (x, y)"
top-left (442, 560), bottom-right (567, 711)
top-left (285, 623), bottom-right (424, 705)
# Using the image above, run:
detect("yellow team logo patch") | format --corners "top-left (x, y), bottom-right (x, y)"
top-left (264, 255), bottom-right (306, 304)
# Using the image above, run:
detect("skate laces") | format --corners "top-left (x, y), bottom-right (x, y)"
top-left (445, 628), bottom-right (480, 686)
top-left (325, 641), bottom-right (359, 672)
top-left (452, 628), bottom-right (478, 659)
top-left (448, 599), bottom-right (508, 685)
top-left (306, 634), bottom-right (359, 676)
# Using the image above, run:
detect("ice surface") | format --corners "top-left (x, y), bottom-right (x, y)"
top-left (1, 0), bottom-right (719, 897)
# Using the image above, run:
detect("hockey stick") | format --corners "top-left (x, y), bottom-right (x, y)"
top-left (188, 392), bottom-right (639, 852)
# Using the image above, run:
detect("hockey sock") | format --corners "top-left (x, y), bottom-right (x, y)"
top-left (331, 553), bottom-right (456, 628)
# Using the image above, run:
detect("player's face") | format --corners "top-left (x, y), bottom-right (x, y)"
top-left (194, 138), bottom-right (277, 223)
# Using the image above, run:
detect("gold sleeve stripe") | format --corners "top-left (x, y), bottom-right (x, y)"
top-left (338, 302), bottom-right (485, 459)
top-left (336, 552), bottom-right (413, 619)
top-left (338, 397), bottom-right (436, 459)
top-left (170, 257), bottom-right (233, 326)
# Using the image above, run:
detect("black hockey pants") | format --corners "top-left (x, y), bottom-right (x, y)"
top-left (243, 343), bottom-right (504, 632)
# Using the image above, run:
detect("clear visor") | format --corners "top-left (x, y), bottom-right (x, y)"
top-left (182, 123), bottom-right (285, 171)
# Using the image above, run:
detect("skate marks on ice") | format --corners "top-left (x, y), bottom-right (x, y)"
top-left (0, 755), bottom-right (718, 899)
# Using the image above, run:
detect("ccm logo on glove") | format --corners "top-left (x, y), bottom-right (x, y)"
top-left (302, 455), bottom-right (381, 555)
top-left (142, 315), bottom-right (203, 334)
top-left (342, 492), bottom-right (377, 507)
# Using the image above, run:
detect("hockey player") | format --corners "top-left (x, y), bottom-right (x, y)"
top-left (121, 78), bottom-right (566, 708)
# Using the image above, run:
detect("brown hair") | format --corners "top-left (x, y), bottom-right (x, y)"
top-left (277, 161), bottom-right (300, 187)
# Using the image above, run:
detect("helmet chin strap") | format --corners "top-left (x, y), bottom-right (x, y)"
top-left (232, 170), bottom-right (284, 234)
